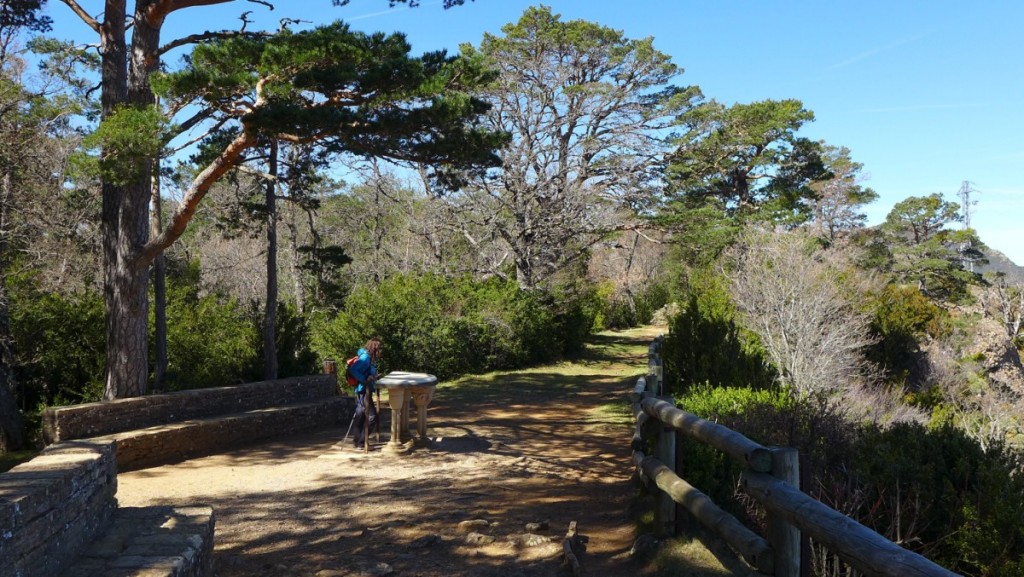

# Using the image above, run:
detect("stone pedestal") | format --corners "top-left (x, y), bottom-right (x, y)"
top-left (377, 372), bottom-right (437, 452)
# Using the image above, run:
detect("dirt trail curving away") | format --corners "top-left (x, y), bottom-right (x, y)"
top-left (117, 328), bottom-right (662, 577)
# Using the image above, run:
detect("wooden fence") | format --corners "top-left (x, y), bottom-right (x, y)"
top-left (632, 336), bottom-right (959, 577)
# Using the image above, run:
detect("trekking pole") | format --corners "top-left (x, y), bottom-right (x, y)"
top-left (342, 407), bottom-right (357, 442)
top-left (342, 391), bottom-right (359, 442)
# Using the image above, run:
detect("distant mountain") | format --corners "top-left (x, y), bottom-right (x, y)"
top-left (976, 246), bottom-right (1024, 285)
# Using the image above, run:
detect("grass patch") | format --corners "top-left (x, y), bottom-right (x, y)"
top-left (652, 535), bottom-right (754, 577)
top-left (436, 327), bottom-right (656, 408)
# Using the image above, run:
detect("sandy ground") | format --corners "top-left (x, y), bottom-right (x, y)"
top-left (117, 331), bottom-right (658, 577)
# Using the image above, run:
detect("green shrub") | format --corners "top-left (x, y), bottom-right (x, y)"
top-left (662, 272), bottom-right (775, 394)
top-left (635, 281), bottom-right (672, 325)
top-left (269, 302), bottom-right (319, 378)
top-left (310, 274), bottom-right (594, 380)
top-left (675, 386), bottom-right (795, 516)
top-left (162, 292), bottom-right (259, 389)
top-left (866, 284), bottom-right (948, 385)
top-left (848, 424), bottom-right (1024, 576)
top-left (158, 261), bottom-right (260, 389)
top-left (674, 385), bottom-right (1024, 576)
top-left (10, 279), bottom-right (105, 409)
top-left (590, 279), bottom-right (672, 331)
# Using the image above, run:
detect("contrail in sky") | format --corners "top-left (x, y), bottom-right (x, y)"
top-left (347, 0), bottom-right (443, 22)
top-left (826, 33), bottom-right (928, 70)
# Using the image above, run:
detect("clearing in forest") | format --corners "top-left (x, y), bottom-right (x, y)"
top-left (117, 326), bottom-right (754, 577)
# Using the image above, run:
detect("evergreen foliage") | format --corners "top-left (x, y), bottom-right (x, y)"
top-left (594, 280), bottom-right (672, 330)
top-left (154, 21), bottom-right (505, 185)
top-left (665, 98), bottom-right (826, 223)
top-left (311, 274), bottom-right (595, 380)
top-left (9, 275), bottom-right (106, 409)
top-left (78, 104), bottom-right (164, 186)
top-left (676, 385), bottom-right (1024, 576)
top-left (661, 271), bottom-right (776, 394)
top-left (866, 284), bottom-right (949, 385)
top-left (158, 262), bottom-right (260, 389)
top-left (880, 193), bottom-right (986, 301)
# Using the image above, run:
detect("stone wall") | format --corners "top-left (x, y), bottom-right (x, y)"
top-left (43, 375), bottom-right (340, 443)
top-left (110, 399), bottom-right (349, 471)
top-left (0, 440), bottom-right (117, 577)
top-left (40, 375), bottom-right (353, 471)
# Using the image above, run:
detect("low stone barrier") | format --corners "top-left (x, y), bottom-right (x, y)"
top-left (0, 440), bottom-right (214, 577)
top-left (42, 375), bottom-right (353, 470)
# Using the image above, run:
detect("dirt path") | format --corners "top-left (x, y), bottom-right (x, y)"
top-left (117, 328), bottom-right (661, 577)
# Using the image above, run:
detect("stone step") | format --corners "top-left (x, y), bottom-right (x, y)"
top-left (62, 506), bottom-right (214, 577)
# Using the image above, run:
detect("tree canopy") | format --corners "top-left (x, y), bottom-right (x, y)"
top-left (150, 21), bottom-right (505, 262)
top-left (665, 98), bottom-right (825, 222)
top-left (449, 5), bottom-right (697, 288)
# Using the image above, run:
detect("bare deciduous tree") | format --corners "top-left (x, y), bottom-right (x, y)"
top-left (808, 144), bottom-right (878, 243)
top-left (728, 230), bottom-right (878, 398)
top-left (980, 275), bottom-right (1024, 341)
top-left (587, 227), bottom-right (668, 318)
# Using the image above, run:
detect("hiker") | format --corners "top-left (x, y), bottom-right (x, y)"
top-left (349, 338), bottom-right (382, 447)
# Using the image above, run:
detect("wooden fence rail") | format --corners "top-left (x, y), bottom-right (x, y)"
top-left (632, 336), bottom-right (959, 577)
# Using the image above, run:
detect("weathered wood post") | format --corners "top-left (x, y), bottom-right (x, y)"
top-left (322, 359), bottom-right (337, 379)
top-left (649, 337), bottom-right (664, 395)
top-left (654, 396), bottom-right (676, 537)
top-left (674, 418), bottom-right (687, 535)
top-left (768, 447), bottom-right (801, 577)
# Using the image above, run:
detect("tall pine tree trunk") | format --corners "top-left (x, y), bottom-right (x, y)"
top-left (0, 169), bottom-right (24, 451)
top-left (151, 157), bottom-right (167, 391)
top-left (262, 140), bottom-right (279, 380)
top-left (101, 0), bottom-right (162, 399)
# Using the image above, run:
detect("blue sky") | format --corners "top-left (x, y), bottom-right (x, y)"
top-left (47, 1), bottom-right (1024, 264)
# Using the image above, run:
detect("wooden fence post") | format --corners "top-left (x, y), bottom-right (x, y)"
top-left (768, 447), bottom-right (801, 577)
top-left (654, 397), bottom-right (676, 538)
top-left (674, 426), bottom-right (687, 535)
top-left (322, 359), bottom-right (337, 378)
top-left (648, 339), bottom-right (664, 396)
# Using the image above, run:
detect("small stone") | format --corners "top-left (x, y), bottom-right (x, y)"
top-left (465, 532), bottom-right (495, 546)
top-left (508, 533), bottom-right (551, 548)
top-left (457, 519), bottom-right (489, 531)
top-left (366, 561), bottom-right (394, 576)
top-left (524, 521), bottom-right (549, 532)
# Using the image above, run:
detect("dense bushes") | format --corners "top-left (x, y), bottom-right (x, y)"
top-left (6, 266), bottom-right (596, 443)
top-left (311, 274), bottom-right (596, 379)
top-left (656, 233), bottom-right (1024, 575)
top-left (10, 278), bottom-right (106, 410)
top-left (6, 258), bottom-right (325, 443)
top-left (675, 385), bottom-right (1024, 576)
top-left (866, 284), bottom-right (949, 385)
top-left (160, 287), bottom-right (260, 390)
top-left (594, 281), bottom-right (672, 331)
top-left (661, 273), bottom-right (776, 394)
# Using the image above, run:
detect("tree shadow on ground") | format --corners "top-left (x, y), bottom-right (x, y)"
top-left (118, 325), bottom-right (748, 577)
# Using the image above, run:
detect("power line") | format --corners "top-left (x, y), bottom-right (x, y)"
top-left (958, 180), bottom-right (979, 230)
top-left (957, 180), bottom-right (981, 272)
